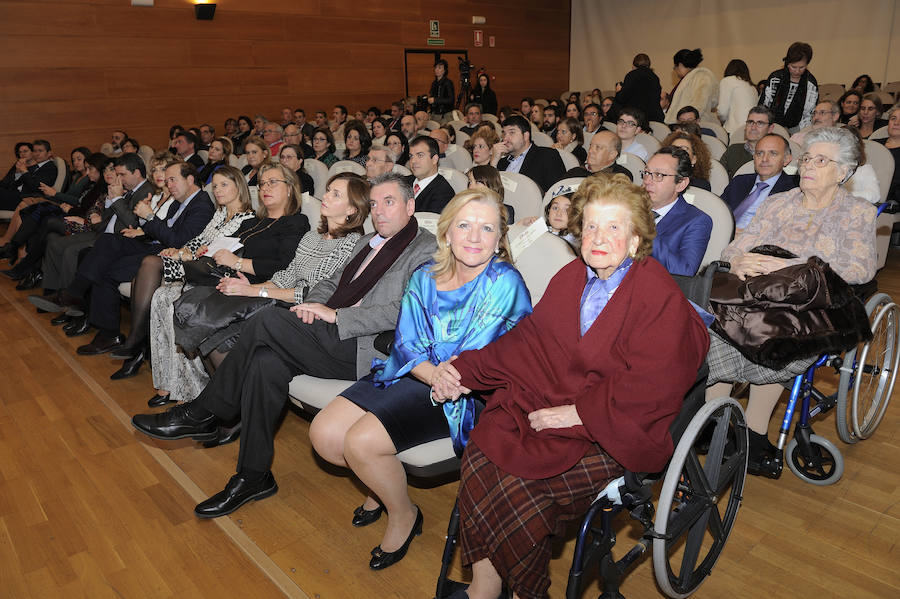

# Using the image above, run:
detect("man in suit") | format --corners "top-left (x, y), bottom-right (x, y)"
top-left (614, 53), bottom-right (665, 123)
top-left (0, 139), bottom-right (58, 211)
top-left (720, 106), bottom-right (775, 177)
top-left (406, 135), bottom-right (455, 213)
top-left (172, 131), bottom-right (206, 169)
top-left (541, 104), bottom-right (560, 141)
top-left (198, 124), bottom-right (215, 152)
top-left (386, 101), bottom-right (405, 132)
top-left (400, 115), bottom-right (417, 141)
top-left (365, 145), bottom-right (396, 180)
top-left (495, 115), bottom-right (566, 194)
top-left (131, 172), bottom-right (437, 518)
top-left (459, 103), bottom-right (484, 136)
top-left (283, 123), bottom-right (314, 158)
top-left (587, 130), bottom-right (634, 180)
top-left (582, 103), bottom-right (604, 135)
top-left (101, 153), bottom-right (155, 234)
top-left (292, 108), bottom-right (315, 143)
top-left (331, 105), bottom-right (348, 142)
top-left (262, 123), bottom-right (284, 158)
top-left (34, 161), bottom-right (214, 354)
top-left (643, 147), bottom-right (712, 276)
top-left (722, 134), bottom-right (798, 232)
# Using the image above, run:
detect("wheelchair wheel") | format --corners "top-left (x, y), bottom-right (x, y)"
top-left (785, 434), bottom-right (843, 485)
top-left (836, 294), bottom-right (899, 443)
top-left (653, 398), bottom-right (747, 599)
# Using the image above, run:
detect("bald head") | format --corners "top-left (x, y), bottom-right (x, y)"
top-left (429, 128), bottom-right (449, 154)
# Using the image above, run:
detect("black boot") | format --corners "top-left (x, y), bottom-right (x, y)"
top-left (747, 430), bottom-right (781, 478)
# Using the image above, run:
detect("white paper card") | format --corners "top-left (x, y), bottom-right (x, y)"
top-left (417, 216), bottom-right (439, 234)
top-left (207, 236), bottom-right (243, 254)
top-left (500, 174), bottom-right (518, 193)
top-left (510, 217), bottom-right (547, 260)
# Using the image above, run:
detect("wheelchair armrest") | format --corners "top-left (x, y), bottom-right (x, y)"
top-left (373, 330), bottom-right (395, 355)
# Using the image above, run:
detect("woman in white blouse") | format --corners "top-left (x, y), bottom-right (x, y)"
top-left (718, 59), bottom-right (760, 136)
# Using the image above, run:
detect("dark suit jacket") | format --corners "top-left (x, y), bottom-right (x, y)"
top-left (614, 66), bottom-right (665, 123)
top-left (564, 161), bottom-right (633, 181)
top-left (185, 153), bottom-right (206, 169)
top-left (721, 171), bottom-right (800, 213)
top-left (404, 174), bottom-right (455, 214)
top-left (142, 189), bottom-right (215, 248)
top-left (102, 178), bottom-right (154, 232)
top-left (652, 195), bottom-right (713, 276)
top-left (497, 144), bottom-right (566, 194)
top-left (6, 160), bottom-right (59, 198)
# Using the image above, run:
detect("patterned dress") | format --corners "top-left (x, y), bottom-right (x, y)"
top-left (150, 230), bottom-right (360, 401)
top-left (161, 207), bottom-right (256, 281)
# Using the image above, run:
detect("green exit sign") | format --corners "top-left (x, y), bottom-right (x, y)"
top-left (427, 38), bottom-right (445, 46)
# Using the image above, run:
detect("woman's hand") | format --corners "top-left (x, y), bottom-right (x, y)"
top-left (490, 142), bottom-right (507, 166)
top-left (195, 245), bottom-right (209, 257)
top-left (89, 213), bottom-right (102, 225)
top-left (217, 272), bottom-right (254, 297)
top-left (159, 247), bottom-right (179, 258)
top-left (528, 405), bottom-right (582, 432)
top-left (212, 249), bottom-right (238, 267)
top-left (290, 302), bottom-right (336, 324)
top-left (847, 115), bottom-right (860, 128)
top-left (730, 253), bottom-right (792, 280)
top-left (517, 216), bottom-right (540, 227)
top-left (60, 203), bottom-right (71, 213)
top-left (430, 357), bottom-right (470, 403)
top-left (64, 216), bottom-right (85, 225)
top-left (38, 182), bottom-right (57, 197)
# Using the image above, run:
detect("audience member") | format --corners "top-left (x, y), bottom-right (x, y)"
top-left (722, 134), bottom-right (798, 231)
top-left (848, 93), bottom-right (887, 139)
top-left (365, 145), bottom-right (396, 180)
top-left (241, 136), bottom-right (271, 186)
top-left (283, 124), bottom-right (314, 158)
top-left (470, 73), bottom-right (497, 115)
top-left (616, 107), bottom-right (651, 161)
top-left (224, 118), bottom-right (238, 138)
top-left (331, 105), bottom-right (349, 141)
top-left (0, 139), bottom-right (58, 211)
top-left (278, 144), bottom-right (315, 194)
top-left (428, 59), bottom-right (455, 123)
top-left (660, 130), bottom-right (712, 191)
top-left (641, 147), bottom-right (712, 275)
top-left (121, 138), bottom-right (139, 154)
top-left (386, 102), bottom-right (404, 132)
top-left (720, 106), bottom-right (775, 177)
top-left (851, 74), bottom-right (875, 94)
top-left (406, 136), bottom-right (455, 213)
top-left (552, 117), bottom-right (587, 165)
top-left (466, 125), bottom-right (501, 167)
top-left (877, 106), bottom-right (900, 205)
top-left (541, 105), bottom-right (560, 139)
top-left (344, 120), bottom-right (372, 167)
top-left (198, 124), bottom-right (215, 151)
top-left (131, 172), bottom-right (437, 518)
top-left (460, 103), bottom-right (484, 136)
top-left (173, 131), bottom-right (205, 169)
top-left (665, 48), bottom-right (718, 124)
top-left (197, 137), bottom-right (232, 185)
top-left (582, 103), bottom-right (603, 135)
top-left (385, 132), bottom-right (410, 166)
top-left (760, 42), bottom-right (818, 131)
top-left (838, 90), bottom-right (862, 124)
top-left (564, 101), bottom-right (581, 122)
top-left (292, 109), bottom-right (315, 142)
top-left (400, 115), bottom-right (417, 140)
top-left (261, 123), bottom-right (284, 157)
top-left (371, 119), bottom-right (388, 146)
top-left (614, 53), bottom-right (665, 123)
top-left (232, 116), bottom-right (253, 154)
top-left (311, 128), bottom-right (338, 168)
top-left (314, 110), bottom-right (328, 129)
top-left (674, 106), bottom-right (716, 137)
top-left (493, 115), bottom-right (566, 194)
top-left (110, 130), bottom-right (127, 155)
top-left (577, 129), bottom-right (632, 180)
top-left (717, 59), bottom-right (758, 136)
top-left (791, 100), bottom-right (840, 146)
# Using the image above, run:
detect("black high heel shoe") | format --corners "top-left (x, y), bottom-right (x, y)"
top-left (369, 507), bottom-right (423, 570)
top-left (352, 503), bottom-right (384, 527)
top-left (110, 348), bottom-right (145, 380)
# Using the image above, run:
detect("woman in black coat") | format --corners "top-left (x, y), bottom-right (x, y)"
top-left (428, 59), bottom-right (455, 121)
top-left (470, 72), bottom-right (498, 116)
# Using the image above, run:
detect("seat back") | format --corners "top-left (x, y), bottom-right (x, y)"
top-left (699, 120), bottom-right (729, 144)
top-left (708, 160), bottom-right (729, 196)
top-left (635, 132), bottom-right (660, 155)
top-left (499, 172), bottom-right (543, 219)
top-left (328, 160), bottom-right (366, 178)
top-left (508, 224), bottom-right (576, 304)
top-left (236, 154), bottom-right (248, 170)
top-left (542, 177), bottom-right (586, 208)
top-left (447, 120), bottom-right (467, 134)
top-left (864, 139), bottom-right (895, 201)
top-left (303, 159), bottom-right (328, 198)
top-left (615, 152), bottom-right (646, 182)
top-left (683, 187), bottom-right (734, 271)
top-left (437, 166), bottom-right (468, 195)
top-left (138, 145), bottom-right (154, 173)
top-left (414, 211), bottom-right (440, 235)
top-left (426, 120), bottom-right (441, 131)
top-left (197, 150), bottom-right (209, 163)
top-left (531, 129), bottom-right (554, 148)
top-left (818, 83), bottom-right (845, 101)
top-left (648, 121), bottom-right (671, 140)
top-left (557, 148), bottom-right (580, 171)
top-left (702, 135), bottom-right (726, 161)
top-left (455, 130), bottom-right (470, 147)
top-left (440, 145), bottom-right (473, 172)
top-left (301, 192), bottom-right (321, 226)
top-left (391, 164), bottom-right (412, 176)
top-left (51, 156), bottom-right (68, 192)
top-left (733, 160), bottom-right (756, 178)
top-left (870, 126), bottom-right (889, 141)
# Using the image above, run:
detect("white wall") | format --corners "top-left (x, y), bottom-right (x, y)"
top-left (571, 0), bottom-right (900, 92)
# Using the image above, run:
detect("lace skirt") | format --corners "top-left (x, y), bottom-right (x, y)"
top-left (149, 283), bottom-right (210, 402)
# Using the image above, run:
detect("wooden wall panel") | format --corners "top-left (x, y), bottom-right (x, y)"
top-left (0, 0), bottom-right (570, 162)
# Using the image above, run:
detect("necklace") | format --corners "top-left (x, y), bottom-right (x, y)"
top-left (238, 217), bottom-right (279, 245)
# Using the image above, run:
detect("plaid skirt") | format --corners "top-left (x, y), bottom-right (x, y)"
top-left (458, 440), bottom-right (623, 599)
top-left (707, 329), bottom-right (815, 385)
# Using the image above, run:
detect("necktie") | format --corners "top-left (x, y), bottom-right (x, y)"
top-left (414, 183), bottom-right (421, 196)
top-left (733, 181), bottom-right (769, 225)
top-left (652, 210), bottom-right (660, 221)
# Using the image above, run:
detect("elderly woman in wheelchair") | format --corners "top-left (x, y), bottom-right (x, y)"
top-left (431, 174), bottom-right (710, 599)
top-left (705, 126), bottom-right (878, 478)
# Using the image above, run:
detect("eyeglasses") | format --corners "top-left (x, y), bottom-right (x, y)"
top-left (313, 137), bottom-right (327, 143)
top-left (258, 179), bottom-right (288, 189)
top-left (746, 119), bottom-right (770, 127)
top-left (798, 154), bottom-right (839, 168)
top-left (584, 111), bottom-right (599, 117)
top-left (366, 156), bottom-right (391, 163)
top-left (617, 119), bottom-right (638, 128)
top-left (640, 170), bottom-right (679, 182)
top-left (812, 110), bottom-right (837, 117)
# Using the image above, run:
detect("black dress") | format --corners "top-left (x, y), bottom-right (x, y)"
top-left (878, 139), bottom-right (900, 204)
top-left (470, 86), bottom-right (498, 116)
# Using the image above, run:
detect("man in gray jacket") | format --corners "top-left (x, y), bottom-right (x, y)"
top-left (132, 172), bottom-right (437, 518)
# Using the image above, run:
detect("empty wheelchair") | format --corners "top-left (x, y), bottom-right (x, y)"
top-left (763, 288), bottom-right (898, 485)
top-left (433, 269), bottom-right (749, 599)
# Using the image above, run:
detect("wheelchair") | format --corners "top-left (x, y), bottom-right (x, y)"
top-left (762, 288), bottom-right (898, 485)
top-left (433, 267), bottom-right (750, 599)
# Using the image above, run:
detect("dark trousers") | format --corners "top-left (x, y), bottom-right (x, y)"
top-left (70, 233), bottom-right (160, 332)
top-left (0, 188), bottom-right (22, 211)
top-left (13, 214), bottom-right (65, 271)
top-left (195, 307), bottom-right (357, 473)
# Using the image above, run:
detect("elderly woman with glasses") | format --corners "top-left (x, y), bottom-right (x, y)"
top-left (311, 127), bottom-right (339, 167)
top-left (705, 126), bottom-right (876, 477)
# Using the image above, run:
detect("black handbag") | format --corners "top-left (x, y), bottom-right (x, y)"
top-left (173, 286), bottom-right (275, 355)
top-left (182, 256), bottom-right (237, 287)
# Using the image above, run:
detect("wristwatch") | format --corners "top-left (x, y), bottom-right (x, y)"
top-left (259, 286), bottom-right (269, 298)
top-left (234, 258), bottom-right (243, 272)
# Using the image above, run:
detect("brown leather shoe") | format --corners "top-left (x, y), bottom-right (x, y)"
top-left (76, 333), bottom-right (125, 356)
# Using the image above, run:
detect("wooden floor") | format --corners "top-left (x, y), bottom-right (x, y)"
top-left (0, 252), bottom-right (898, 598)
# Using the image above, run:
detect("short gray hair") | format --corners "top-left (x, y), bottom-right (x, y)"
top-left (748, 105), bottom-right (775, 123)
top-left (803, 126), bottom-right (861, 181)
top-left (370, 172), bottom-right (413, 201)
top-left (816, 99), bottom-right (840, 115)
top-left (370, 144), bottom-right (397, 164)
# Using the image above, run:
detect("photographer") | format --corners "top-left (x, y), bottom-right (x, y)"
top-left (428, 59), bottom-right (455, 124)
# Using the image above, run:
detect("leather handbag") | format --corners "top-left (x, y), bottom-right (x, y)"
top-left (182, 256), bottom-right (236, 287)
